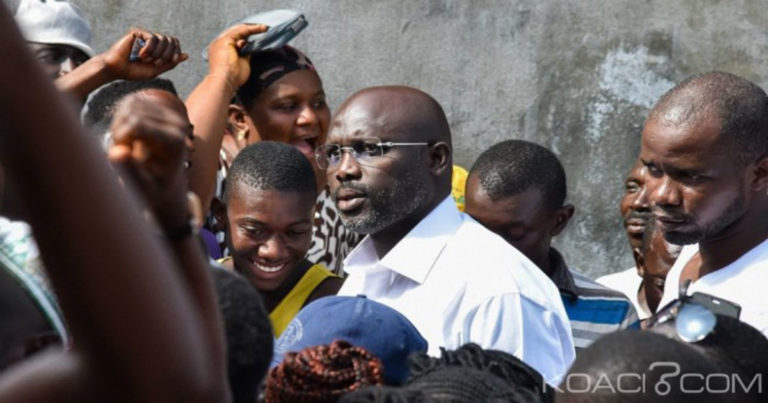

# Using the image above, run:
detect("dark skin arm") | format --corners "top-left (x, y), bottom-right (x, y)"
top-left (185, 24), bottom-right (267, 213)
top-left (56, 27), bottom-right (188, 103)
top-left (107, 92), bottom-right (228, 400)
top-left (0, 5), bottom-right (223, 401)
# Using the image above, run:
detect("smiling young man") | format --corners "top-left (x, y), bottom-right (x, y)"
top-left (642, 72), bottom-right (768, 336)
top-left (465, 140), bottom-right (636, 351)
top-left (221, 142), bottom-right (342, 337)
top-left (321, 86), bottom-right (574, 385)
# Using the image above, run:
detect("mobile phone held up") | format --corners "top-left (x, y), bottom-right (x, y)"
top-left (202, 9), bottom-right (308, 60)
top-left (129, 38), bottom-right (146, 62)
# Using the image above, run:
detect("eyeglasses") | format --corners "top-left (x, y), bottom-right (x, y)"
top-left (646, 280), bottom-right (741, 342)
top-left (315, 137), bottom-right (430, 170)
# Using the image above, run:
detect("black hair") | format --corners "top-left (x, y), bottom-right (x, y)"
top-left (408, 343), bottom-right (550, 401)
top-left (340, 366), bottom-right (535, 403)
top-left (223, 141), bottom-right (317, 204)
top-left (235, 47), bottom-right (316, 109)
top-left (561, 331), bottom-right (724, 403)
top-left (83, 78), bottom-right (177, 140)
top-left (648, 71), bottom-right (768, 166)
top-left (211, 268), bottom-right (273, 403)
top-left (469, 139), bottom-right (566, 210)
top-left (689, 316), bottom-right (768, 402)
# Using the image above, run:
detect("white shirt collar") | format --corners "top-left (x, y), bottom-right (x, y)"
top-left (344, 196), bottom-right (461, 284)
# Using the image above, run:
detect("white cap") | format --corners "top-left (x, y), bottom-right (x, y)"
top-left (14, 0), bottom-right (94, 57)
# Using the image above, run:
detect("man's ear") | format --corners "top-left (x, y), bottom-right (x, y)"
top-left (550, 204), bottom-right (574, 237)
top-left (428, 141), bottom-right (451, 177)
top-left (750, 155), bottom-right (768, 192)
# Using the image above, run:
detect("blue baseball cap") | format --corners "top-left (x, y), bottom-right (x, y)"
top-left (271, 295), bottom-right (428, 385)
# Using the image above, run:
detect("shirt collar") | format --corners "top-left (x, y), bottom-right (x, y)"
top-left (548, 248), bottom-right (577, 297)
top-left (344, 196), bottom-right (461, 284)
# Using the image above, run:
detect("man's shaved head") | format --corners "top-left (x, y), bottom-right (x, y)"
top-left (325, 86), bottom-right (453, 245)
top-left (336, 86), bottom-right (452, 155)
top-left (648, 71), bottom-right (768, 165)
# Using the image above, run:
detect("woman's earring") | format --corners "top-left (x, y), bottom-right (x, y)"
top-left (237, 129), bottom-right (247, 141)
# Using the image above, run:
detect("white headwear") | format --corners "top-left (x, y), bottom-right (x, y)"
top-left (14, 0), bottom-right (94, 57)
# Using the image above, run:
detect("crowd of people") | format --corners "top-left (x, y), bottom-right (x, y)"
top-left (0, 1), bottom-right (766, 402)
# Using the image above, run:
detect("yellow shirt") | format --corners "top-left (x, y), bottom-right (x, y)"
top-left (452, 164), bottom-right (469, 212)
top-left (269, 263), bottom-right (339, 337)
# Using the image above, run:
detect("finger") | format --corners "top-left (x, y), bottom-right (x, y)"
top-left (150, 34), bottom-right (170, 62)
top-left (171, 37), bottom-right (181, 64)
top-left (107, 144), bottom-right (132, 164)
top-left (218, 23), bottom-right (268, 41)
top-left (139, 34), bottom-right (159, 61)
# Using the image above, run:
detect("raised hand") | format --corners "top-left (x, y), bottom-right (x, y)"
top-left (107, 91), bottom-right (193, 230)
top-left (101, 27), bottom-right (189, 81)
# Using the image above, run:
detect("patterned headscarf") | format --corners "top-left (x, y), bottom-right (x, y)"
top-left (236, 46), bottom-right (318, 108)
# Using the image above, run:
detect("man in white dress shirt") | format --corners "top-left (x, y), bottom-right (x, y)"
top-left (640, 72), bottom-right (768, 336)
top-left (317, 86), bottom-right (575, 384)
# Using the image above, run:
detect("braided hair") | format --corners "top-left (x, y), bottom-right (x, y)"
top-left (408, 343), bottom-right (551, 402)
top-left (266, 340), bottom-right (384, 402)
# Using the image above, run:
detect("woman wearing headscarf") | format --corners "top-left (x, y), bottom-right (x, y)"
top-left (186, 23), bottom-right (360, 274)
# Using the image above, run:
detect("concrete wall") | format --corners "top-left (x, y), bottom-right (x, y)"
top-left (28, 1), bottom-right (768, 277)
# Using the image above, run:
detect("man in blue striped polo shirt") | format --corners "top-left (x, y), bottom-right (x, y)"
top-left (465, 140), bottom-right (637, 351)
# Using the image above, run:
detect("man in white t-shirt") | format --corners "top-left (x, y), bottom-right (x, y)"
top-left (639, 71), bottom-right (768, 336)
top-left (320, 86), bottom-right (575, 384)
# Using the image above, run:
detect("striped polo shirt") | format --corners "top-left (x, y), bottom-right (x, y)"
top-left (549, 249), bottom-right (638, 351)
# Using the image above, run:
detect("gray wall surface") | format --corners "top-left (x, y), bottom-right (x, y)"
top-left (25, 1), bottom-right (768, 278)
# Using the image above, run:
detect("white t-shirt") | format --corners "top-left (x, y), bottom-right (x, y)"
top-left (339, 196), bottom-right (575, 385)
top-left (596, 267), bottom-right (651, 320)
top-left (658, 239), bottom-right (768, 337)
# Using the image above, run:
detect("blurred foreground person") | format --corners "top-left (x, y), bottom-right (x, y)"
top-left (341, 343), bottom-right (550, 403)
top-left (211, 268), bottom-right (273, 403)
top-left (0, 6), bottom-right (227, 398)
top-left (556, 331), bottom-right (724, 403)
top-left (270, 296), bottom-right (428, 386)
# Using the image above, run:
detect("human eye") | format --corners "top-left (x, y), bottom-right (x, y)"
top-left (323, 145), bottom-right (341, 159)
top-left (625, 181), bottom-right (641, 193)
top-left (36, 48), bottom-right (64, 64)
top-left (505, 230), bottom-right (526, 242)
top-left (354, 140), bottom-right (383, 157)
top-left (311, 97), bottom-right (327, 109)
top-left (681, 171), bottom-right (704, 182)
top-left (240, 224), bottom-right (267, 238)
top-left (286, 226), bottom-right (311, 238)
top-left (274, 101), bottom-right (297, 111)
top-left (642, 160), bottom-right (662, 177)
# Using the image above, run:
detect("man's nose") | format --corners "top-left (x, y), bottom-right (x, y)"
top-left (649, 175), bottom-right (681, 208)
top-left (258, 234), bottom-right (290, 261)
top-left (632, 185), bottom-right (651, 211)
top-left (333, 149), bottom-right (362, 182)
